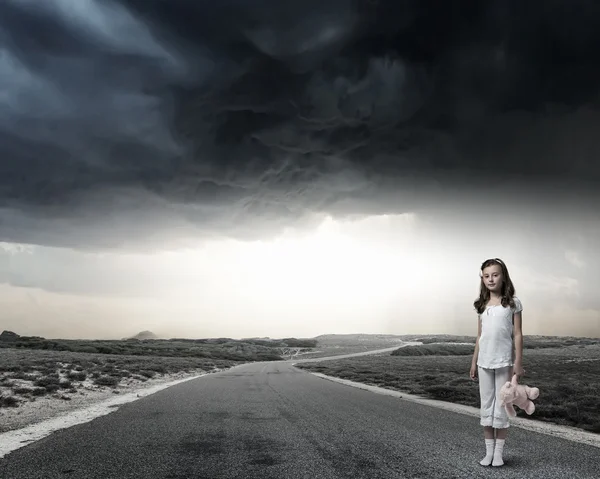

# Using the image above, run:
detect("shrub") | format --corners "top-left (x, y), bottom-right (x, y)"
top-left (0, 395), bottom-right (20, 408)
top-left (34, 375), bottom-right (60, 388)
top-left (67, 371), bottom-right (87, 381)
top-left (12, 387), bottom-right (34, 395)
top-left (44, 384), bottom-right (60, 393)
top-left (93, 376), bottom-right (121, 387)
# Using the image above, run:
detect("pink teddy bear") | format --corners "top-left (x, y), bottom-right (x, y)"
top-left (499, 374), bottom-right (540, 417)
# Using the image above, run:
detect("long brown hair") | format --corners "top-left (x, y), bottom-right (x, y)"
top-left (473, 258), bottom-right (516, 314)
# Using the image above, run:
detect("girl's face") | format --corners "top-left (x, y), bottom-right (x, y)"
top-left (482, 264), bottom-right (503, 293)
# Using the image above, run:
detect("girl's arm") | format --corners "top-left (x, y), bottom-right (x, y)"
top-left (513, 311), bottom-right (524, 375)
top-left (470, 315), bottom-right (482, 379)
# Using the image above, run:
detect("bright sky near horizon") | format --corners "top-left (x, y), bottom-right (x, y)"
top-left (2, 210), bottom-right (598, 340)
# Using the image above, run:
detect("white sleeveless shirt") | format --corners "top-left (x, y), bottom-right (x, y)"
top-left (477, 296), bottom-right (523, 369)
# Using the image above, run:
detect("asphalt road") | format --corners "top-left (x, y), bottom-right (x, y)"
top-left (1, 361), bottom-right (598, 479)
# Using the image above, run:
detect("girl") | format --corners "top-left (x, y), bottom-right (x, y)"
top-left (469, 258), bottom-right (524, 467)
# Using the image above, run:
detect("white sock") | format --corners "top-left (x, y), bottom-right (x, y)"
top-left (492, 439), bottom-right (505, 467)
top-left (480, 439), bottom-right (495, 466)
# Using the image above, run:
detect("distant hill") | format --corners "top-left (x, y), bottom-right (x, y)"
top-left (0, 330), bottom-right (20, 342)
top-left (125, 330), bottom-right (159, 340)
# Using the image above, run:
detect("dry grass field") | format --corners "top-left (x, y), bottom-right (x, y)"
top-left (0, 348), bottom-right (238, 411)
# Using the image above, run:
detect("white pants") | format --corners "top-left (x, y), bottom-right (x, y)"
top-left (478, 366), bottom-right (511, 429)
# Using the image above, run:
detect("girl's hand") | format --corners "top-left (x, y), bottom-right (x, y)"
top-left (513, 362), bottom-right (525, 377)
top-left (470, 363), bottom-right (477, 381)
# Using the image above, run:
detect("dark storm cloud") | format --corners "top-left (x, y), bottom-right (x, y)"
top-left (1, 0), bottom-right (600, 250)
